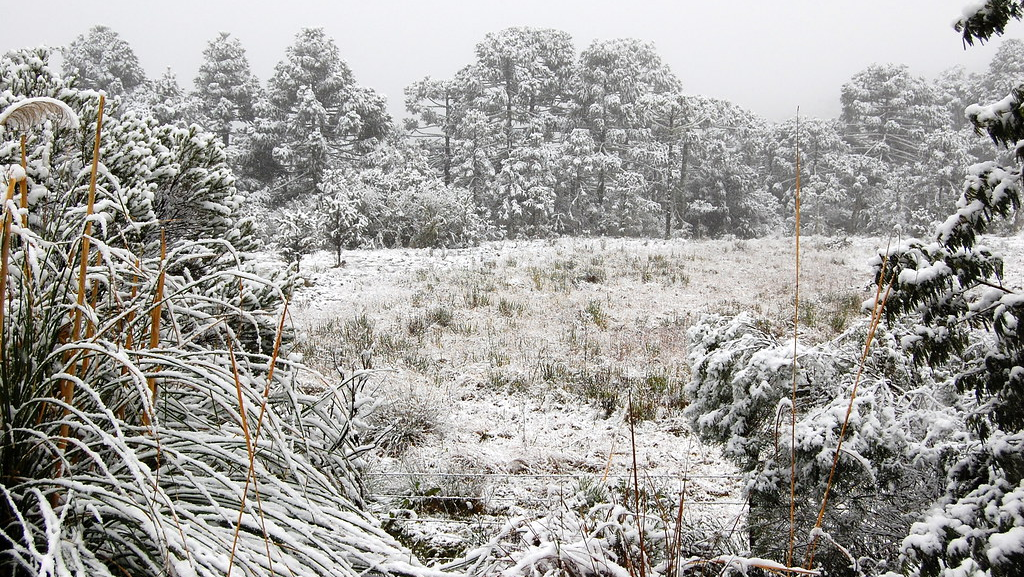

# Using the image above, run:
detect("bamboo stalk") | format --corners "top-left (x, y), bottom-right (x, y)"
top-left (19, 135), bottom-right (27, 213)
top-left (0, 176), bottom-right (17, 363)
top-left (71, 95), bottom-right (104, 342)
top-left (18, 136), bottom-right (34, 314)
top-left (804, 243), bottom-right (895, 570)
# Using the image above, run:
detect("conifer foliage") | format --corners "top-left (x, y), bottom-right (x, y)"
top-left (890, 4), bottom-right (1024, 575)
top-left (62, 25), bottom-right (146, 95)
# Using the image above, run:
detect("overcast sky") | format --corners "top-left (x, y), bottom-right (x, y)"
top-left (4, 0), bottom-right (1022, 123)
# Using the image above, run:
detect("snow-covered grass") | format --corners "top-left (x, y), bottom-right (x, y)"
top-left (285, 234), bottom-right (955, 565)
top-left (0, 155), bottom-right (440, 575)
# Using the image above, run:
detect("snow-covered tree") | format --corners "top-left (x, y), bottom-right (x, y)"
top-left (882, 6), bottom-right (1024, 574)
top-left (841, 63), bottom-right (949, 166)
top-left (684, 313), bottom-right (950, 576)
top-left (128, 67), bottom-right (192, 127)
top-left (935, 65), bottom-right (984, 131)
top-left (649, 94), bottom-right (774, 238)
top-left (0, 48), bottom-right (252, 254)
top-left (62, 25), bottom-right (146, 95)
top-left (405, 75), bottom-right (467, 185)
top-left (982, 37), bottom-right (1024, 101)
top-left (473, 27), bottom-right (576, 157)
top-left (260, 28), bottom-right (390, 203)
top-left (575, 38), bottom-right (681, 228)
top-left (193, 31), bottom-right (261, 145)
top-left (318, 144), bottom-right (485, 249)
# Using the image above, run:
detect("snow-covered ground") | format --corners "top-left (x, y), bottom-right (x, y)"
top-left (281, 233), bottom-right (1024, 560)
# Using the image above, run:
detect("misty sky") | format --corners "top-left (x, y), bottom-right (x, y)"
top-left (4, 0), bottom-right (1022, 123)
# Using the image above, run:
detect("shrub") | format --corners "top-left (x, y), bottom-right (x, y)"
top-left (0, 86), bottom-right (427, 577)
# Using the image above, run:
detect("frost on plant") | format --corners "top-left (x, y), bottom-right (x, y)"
top-left (0, 52), bottom-right (438, 577)
top-left (684, 313), bottom-right (958, 575)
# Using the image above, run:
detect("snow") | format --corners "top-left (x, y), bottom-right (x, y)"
top-left (6, 163), bottom-right (25, 181)
top-left (897, 260), bottom-right (952, 286)
top-left (276, 235), bottom-right (897, 565)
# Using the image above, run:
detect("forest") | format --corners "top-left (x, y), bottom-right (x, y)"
top-left (50, 20), bottom-right (1024, 256)
top-left (0, 2), bottom-right (1022, 577)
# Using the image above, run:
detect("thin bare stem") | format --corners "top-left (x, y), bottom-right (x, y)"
top-left (226, 343), bottom-right (273, 576)
top-left (628, 393), bottom-right (647, 577)
top-left (0, 177), bottom-right (16, 363)
top-left (49, 94), bottom-right (104, 506)
top-left (787, 110), bottom-right (802, 567)
top-left (804, 238), bottom-right (896, 570)
top-left (143, 230), bottom-right (166, 427)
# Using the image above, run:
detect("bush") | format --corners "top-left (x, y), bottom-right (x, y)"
top-left (683, 313), bottom-right (954, 575)
top-left (0, 81), bottom-right (429, 576)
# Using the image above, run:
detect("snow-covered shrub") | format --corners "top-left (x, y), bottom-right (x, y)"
top-left (0, 65), bottom-right (433, 577)
top-left (318, 166), bottom-right (484, 249)
top-left (270, 203), bottom-right (325, 271)
top-left (465, 485), bottom-right (744, 577)
top-left (684, 313), bottom-right (958, 575)
top-left (369, 392), bottom-right (443, 457)
top-left (900, 431), bottom-right (1024, 576)
top-left (0, 176), bottom-right (433, 576)
top-left (0, 47), bottom-right (256, 255)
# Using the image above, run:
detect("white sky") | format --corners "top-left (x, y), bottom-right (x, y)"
top-left (3, 0), bottom-right (1022, 123)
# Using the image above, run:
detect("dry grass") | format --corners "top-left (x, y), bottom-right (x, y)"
top-left (291, 236), bottom-right (878, 417)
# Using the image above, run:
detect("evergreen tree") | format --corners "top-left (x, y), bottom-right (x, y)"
top-left (193, 32), bottom-right (261, 146)
top-left (575, 38), bottom-right (681, 231)
top-left (0, 48), bottom-right (251, 253)
top-left (983, 38), bottom-right (1024, 100)
top-left (62, 25), bottom-right (146, 95)
top-left (261, 28), bottom-right (390, 203)
top-left (841, 63), bottom-right (949, 166)
top-left (879, 4), bottom-right (1024, 574)
top-left (935, 65), bottom-right (984, 131)
top-left (125, 67), bottom-right (193, 127)
top-left (405, 75), bottom-right (467, 185)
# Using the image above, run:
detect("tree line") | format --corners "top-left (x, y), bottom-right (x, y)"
top-left (52, 24), bottom-right (1024, 261)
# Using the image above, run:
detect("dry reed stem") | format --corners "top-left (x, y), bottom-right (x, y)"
top-left (803, 241), bottom-right (895, 570)
top-left (18, 136), bottom-right (34, 315)
top-left (66, 94), bottom-right (105, 404)
top-left (142, 230), bottom-right (166, 427)
top-left (71, 94), bottom-right (104, 350)
top-left (50, 94), bottom-right (104, 504)
top-left (627, 393), bottom-right (647, 577)
top-left (0, 177), bottom-right (16, 363)
top-left (787, 113), bottom-right (802, 567)
top-left (226, 343), bottom-right (273, 577)
top-left (253, 300), bottom-right (289, 441)
top-left (19, 136), bottom-right (27, 213)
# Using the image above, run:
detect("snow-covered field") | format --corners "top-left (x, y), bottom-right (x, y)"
top-left (282, 233), bottom-right (1024, 560)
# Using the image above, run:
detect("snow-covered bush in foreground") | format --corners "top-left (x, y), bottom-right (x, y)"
top-left (458, 494), bottom-right (745, 577)
top-left (0, 65), bottom-right (438, 577)
top-left (684, 313), bottom-right (962, 576)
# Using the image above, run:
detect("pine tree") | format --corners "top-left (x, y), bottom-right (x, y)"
top-left (62, 25), bottom-right (146, 95)
top-left (575, 38), bottom-right (681, 231)
top-left (261, 28), bottom-right (390, 203)
top-left (139, 68), bottom-right (191, 127)
top-left (405, 73), bottom-right (471, 186)
top-left (193, 32), bottom-right (261, 146)
top-left (841, 63), bottom-right (949, 166)
top-left (880, 4), bottom-right (1024, 574)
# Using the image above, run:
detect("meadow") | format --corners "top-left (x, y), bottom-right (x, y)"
top-left (283, 233), bottom-right (995, 564)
